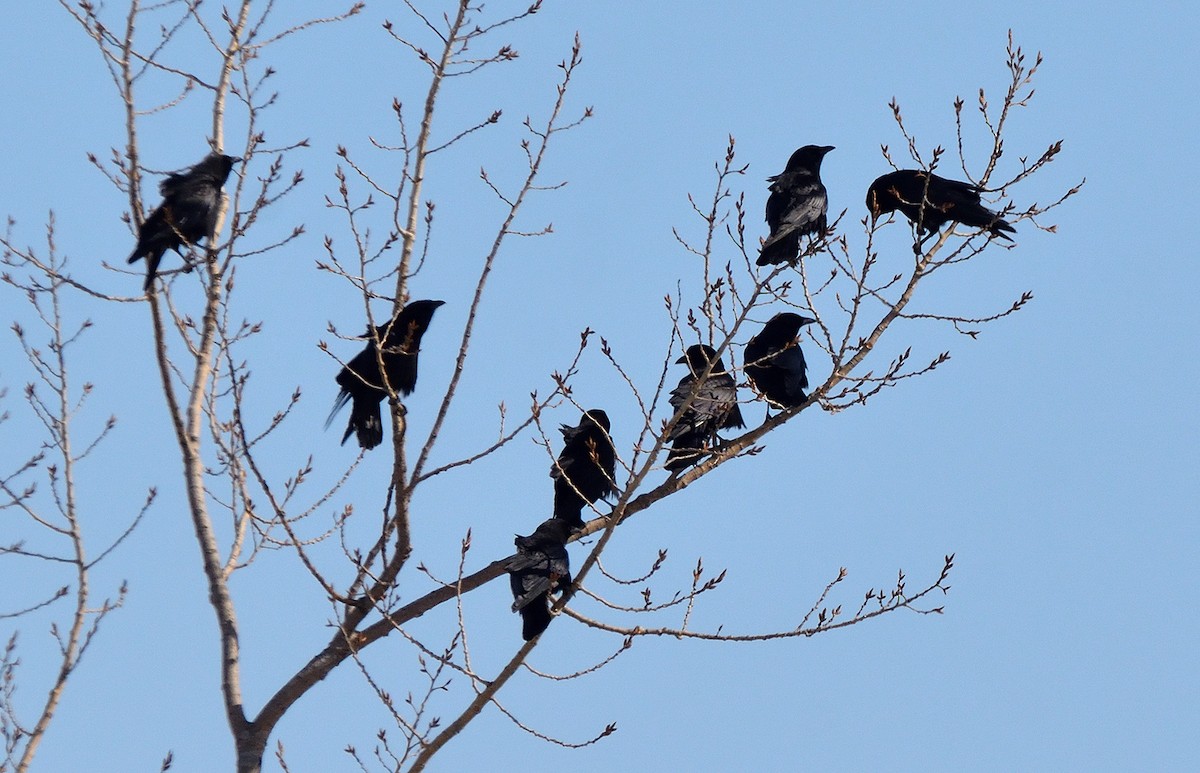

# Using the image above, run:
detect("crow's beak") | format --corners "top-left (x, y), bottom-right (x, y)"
top-left (675, 354), bottom-right (687, 364)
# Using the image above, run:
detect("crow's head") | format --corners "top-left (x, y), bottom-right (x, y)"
top-left (677, 344), bottom-right (729, 377)
top-left (866, 174), bottom-right (902, 222)
top-left (194, 152), bottom-right (243, 183)
top-left (766, 312), bottom-right (818, 341)
top-left (581, 409), bottom-right (611, 434)
top-left (781, 144), bottom-right (835, 175)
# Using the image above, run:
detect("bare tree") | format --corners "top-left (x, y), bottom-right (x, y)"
top-left (0, 2), bottom-right (1079, 771)
top-left (0, 217), bottom-right (150, 773)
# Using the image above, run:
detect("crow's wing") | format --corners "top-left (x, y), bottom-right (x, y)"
top-left (158, 169), bottom-right (195, 198)
top-left (511, 572), bottom-right (552, 612)
top-left (764, 175), bottom-right (827, 246)
top-left (668, 374), bottom-right (742, 438)
top-left (930, 175), bottom-right (984, 205)
top-left (693, 375), bottom-right (740, 425)
top-left (771, 344), bottom-right (808, 398)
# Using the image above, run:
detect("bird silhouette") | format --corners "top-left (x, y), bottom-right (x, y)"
top-left (327, 299), bottom-right (444, 450)
top-left (128, 152), bottom-right (241, 290)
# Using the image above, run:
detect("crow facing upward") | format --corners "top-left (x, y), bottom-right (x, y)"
top-left (758, 145), bottom-right (834, 266)
top-left (551, 409), bottom-right (617, 529)
top-left (866, 170), bottom-right (1016, 253)
top-left (327, 299), bottom-right (445, 450)
top-left (665, 344), bottom-right (745, 471)
top-left (128, 152), bottom-right (242, 291)
top-left (508, 517), bottom-right (575, 641)
top-left (745, 312), bottom-right (817, 410)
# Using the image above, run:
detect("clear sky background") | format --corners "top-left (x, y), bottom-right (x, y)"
top-left (1, 2), bottom-right (1197, 771)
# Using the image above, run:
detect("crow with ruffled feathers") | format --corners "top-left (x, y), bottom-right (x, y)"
top-left (327, 299), bottom-right (444, 450)
top-left (128, 152), bottom-right (241, 290)
top-left (508, 517), bottom-right (575, 641)
top-left (757, 145), bottom-right (834, 266)
top-left (866, 169), bottom-right (1015, 253)
top-left (745, 313), bottom-right (817, 410)
top-left (665, 344), bottom-right (745, 471)
top-left (551, 409), bottom-right (616, 528)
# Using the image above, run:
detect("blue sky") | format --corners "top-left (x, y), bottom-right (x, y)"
top-left (1, 2), bottom-right (1197, 771)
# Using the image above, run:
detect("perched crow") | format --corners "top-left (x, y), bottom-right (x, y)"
top-left (551, 409), bottom-right (617, 528)
top-left (508, 517), bottom-right (575, 641)
top-left (758, 145), bottom-right (834, 266)
top-left (665, 344), bottom-right (745, 471)
top-left (128, 152), bottom-right (242, 290)
top-left (745, 313), bottom-right (817, 410)
top-left (866, 170), bottom-right (1016, 252)
top-left (327, 299), bottom-right (445, 450)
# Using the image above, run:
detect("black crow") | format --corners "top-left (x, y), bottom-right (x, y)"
top-left (866, 170), bottom-right (1016, 252)
top-left (508, 517), bottom-right (575, 641)
top-left (665, 344), bottom-right (745, 471)
top-left (758, 145), bottom-right (834, 266)
top-left (327, 299), bottom-right (445, 450)
top-left (551, 409), bottom-right (617, 529)
top-left (744, 312), bottom-right (817, 410)
top-left (128, 152), bottom-right (242, 290)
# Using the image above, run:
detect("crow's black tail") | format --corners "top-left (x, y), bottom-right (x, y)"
top-left (520, 601), bottom-right (552, 641)
top-left (142, 254), bottom-right (160, 291)
top-left (552, 483), bottom-right (586, 528)
top-left (129, 247), bottom-right (163, 291)
top-left (990, 218), bottom-right (1017, 240)
top-left (756, 231), bottom-right (800, 266)
top-left (325, 390), bottom-right (352, 432)
top-left (345, 397), bottom-right (383, 450)
top-left (957, 202), bottom-right (1016, 242)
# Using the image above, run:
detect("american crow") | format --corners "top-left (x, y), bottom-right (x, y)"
top-left (758, 145), bottom-right (834, 266)
top-left (327, 299), bottom-right (445, 450)
top-left (551, 409), bottom-right (617, 528)
top-left (665, 344), bottom-right (745, 471)
top-left (866, 170), bottom-right (1016, 253)
top-left (508, 517), bottom-right (575, 641)
top-left (745, 312), bottom-right (817, 410)
top-left (128, 152), bottom-right (242, 291)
